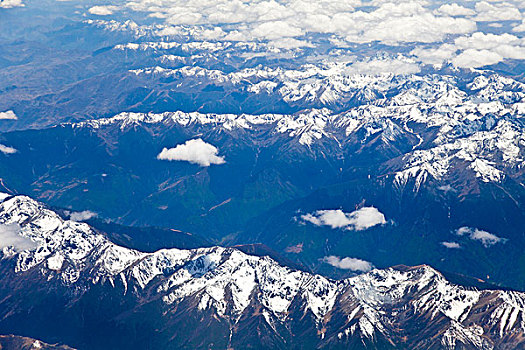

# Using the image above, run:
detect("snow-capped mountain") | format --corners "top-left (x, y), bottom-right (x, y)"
top-left (73, 71), bottom-right (525, 190)
top-left (126, 61), bottom-right (522, 107)
top-left (0, 194), bottom-right (523, 349)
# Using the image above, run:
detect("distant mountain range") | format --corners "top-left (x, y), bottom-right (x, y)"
top-left (0, 194), bottom-right (524, 349)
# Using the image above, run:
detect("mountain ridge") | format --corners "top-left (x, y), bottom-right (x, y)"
top-left (0, 194), bottom-right (524, 349)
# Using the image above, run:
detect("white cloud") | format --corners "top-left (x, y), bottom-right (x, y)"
top-left (302, 210), bottom-right (350, 229)
top-left (473, 1), bottom-right (522, 22)
top-left (301, 207), bottom-right (386, 231)
top-left (117, 0), bottom-right (477, 45)
top-left (513, 19), bottom-right (525, 32)
top-left (455, 32), bottom-right (522, 50)
top-left (469, 230), bottom-right (506, 247)
top-left (165, 12), bottom-right (202, 25)
top-left (411, 44), bottom-right (458, 66)
top-left (0, 110), bottom-right (17, 120)
top-left (456, 226), bottom-right (507, 247)
top-left (0, 144), bottom-right (17, 155)
top-left (0, 223), bottom-right (36, 251)
top-left (88, 5), bottom-right (119, 16)
top-left (88, 0), bottom-right (525, 70)
top-left (455, 32), bottom-right (525, 60)
top-left (342, 4), bottom-right (476, 45)
top-left (441, 241), bottom-right (461, 249)
top-left (194, 27), bottom-right (227, 41)
top-left (0, 0), bottom-right (24, 8)
top-left (251, 21), bottom-right (304, 40)
top-left (69, 210), bottom-right (97, 221)
top-left (322, 255), bottom-right (373, 272)
top-left (452, 49), bottom-right (503, 68)
top-left (455, 227), bottom-right (471, 236)
top-left (157, 138), bottom-right (225, 166)
top-left (436, 4), bottom-right (475, 17)
top-left (488, 22), bottom-right (504, 28)
top-left (412, 32), bottom-right (525, 68)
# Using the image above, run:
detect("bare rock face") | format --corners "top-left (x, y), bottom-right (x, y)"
top-left (0, 194), bottom-right (523, 349)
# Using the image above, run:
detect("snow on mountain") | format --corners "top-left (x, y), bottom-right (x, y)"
top-left (114, 40), bottom-right (263, 55)
top-left (394, 118), bottom-right (521, 186)
top-left (0, 194), bottom-right (338, 321)
top-left (73, 109), bottom-right (335, 146)
top-left (128, 62), bottom-right (415, 105)
top-left (84, 19), bottom-right (152, 38)
top-left (126, 61), bottom-right (520, 108)
top-left (0, 194), bottom-right (524, 348)
top-left (72, 71), bottom-right (525, 190)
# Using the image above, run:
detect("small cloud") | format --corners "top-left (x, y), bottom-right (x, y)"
top-left (88, 5), bottom-right (118, 16)
top-left (251, 21), bottom-right (304, 40)
top-left (0, 223), bottom-right (36, 251)
top-left (473, 1), bottom-right (521, 22)
top-left (452, 49), bottom-right (503, 68)
top-left (514, 19), bottom-right (525, 33)
top-left (436, 4), bottom-right (475, 17)
top-left (469, 230), bottom-right (506, 247)
top-left (157, 138), bottom-right (225, 167)
top-left (441, 241), bottom-right (461, 249)
top-left (322, 256), bottom-right (373, 272)
top-left (453, 32), bottom-right (525, 65)
top-left (0, 144), bottom-right (17, 155)
top-left (411, 44), bottom-right (457, 67)
top-left (456, 227), bottom-right (471, 236)
top-left (301, 207), bottom-right (386, 231)
top-left (0, 110), bottom-right (17, 120)
top-left (69, 210), bottom-right (97, 221)
top-left (455, 226), bottom-right (507, 247)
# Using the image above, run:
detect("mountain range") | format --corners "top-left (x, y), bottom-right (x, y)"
top-left (0, 71), bottom-right (523, 289)
top-left (1, 193), bottom-right (524, 349)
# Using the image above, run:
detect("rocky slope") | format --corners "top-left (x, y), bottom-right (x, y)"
top-left (0, 194), bottom-right (523, 349)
